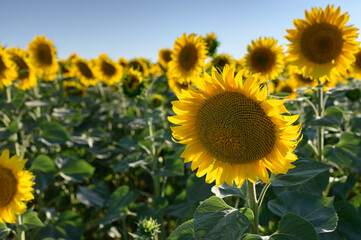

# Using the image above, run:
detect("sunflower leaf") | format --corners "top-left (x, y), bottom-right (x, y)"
top-left (193, 196), bottom-right (253, 240)
top-left (168, 219), bottom-right (195, 240)
top-left (268, 191), bottom-right (337, 233)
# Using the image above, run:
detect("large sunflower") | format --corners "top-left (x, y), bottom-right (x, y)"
top-left (28, 35), bottom-right (59, 80)
top-left (168, 33), bottom-right (208, 82)
top-left (244, 37), bottom-right (285, 83)
top-left (94, 53), bottom-right (123, 86)
top-left (71, 57), bottom-right (98, 87)
top-left (7, 48), bottom-right (37, 90)
top-left (0, 46), bottom-right (17, 89)
top-left (285, 5), bottom-right (359, 83)
top-left (169, 66), bottom-right (301, 187)
top-left (0, 149), bottom-right (35, 223)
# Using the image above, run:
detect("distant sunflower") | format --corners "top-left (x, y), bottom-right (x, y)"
top-left (167, 72), bottom-right (193, 96)
top-left (275, 80), bottom-right (298, 99)
top-left (63, 80), bottom-right (87, 97)
top-left (350, 48), bottom-right (361, 80)
top-left (0, 149), bottom-right (35, 223)
top-left (149, 93), bottom-right (163, 108)
top-left (118, 57), bottom-right (129, 70)
top-left (211, 53), bottom-right (235, 71)
top-left (8, 48), bottom-right (37, 90)
top-left (0, 47), bottom-right (17, 89)
top-left (244, 37), bottom-right (285, 83)
top-left (158, 48), bottom-right (173, 69)
top-left (128, 58), bottom-right (149, 77)
top-left (122, 68), bottom-right (144, 97)
top-left (169, 66), bottom-right (301, 187)
top-left (28, 35), bottom-right (59, 80)
top-left (94, 53), bottom-right (123, 86)
top-left (285, 5), bottom-right (359, 83)
top-left (168, 33), bottom-right (208, 81)
top-left (204, 32), bottom-right (219, 57)
top-left (71, 57), bottom-right (98, 87)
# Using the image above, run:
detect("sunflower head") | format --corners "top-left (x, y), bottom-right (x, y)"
top-left (285, 5), bottom-right (359, 82)
top-left (275, 80), bottom-right (298, 99)
top-left (158, 48), bottom-right (173, 69)
top-left (204, 32), bottom-right (219, 57)
top-left (94, 53), bottom-right (123, 86)
top-left (350, 48), bottom-right (361, 80)
top-left (169, 65), bottom-right (301, 187)
top-left (118, 57), bottom-right (129, 70)
top-left (71, 57), bottom-right (98, 87)
top-left (7, 48), bottom-right (37, 90)
top-left (211, 53), bottom-right (235, 71)
top-left (63, 80), bottom-right (87, 97)
top-left (128, 58), bottom-right (149, 77)
top-left (122, 68), bottom-right (144, 97)
top-left (28, 35), bottom-right (59, 80)
top-left (0, 149), bottom-right (35, 223)
top-left (0, 46), bottom-right (17, 89)
top-left (244, 37), bottom-right (285, 83)
top-left (167, 72), bottom-right (193, 96)
top-left (149, 93), bottom-right (163, 108)
top-left (168, 33), bottom-right (208, 82)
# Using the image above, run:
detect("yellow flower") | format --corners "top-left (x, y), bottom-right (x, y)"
top-left (149, 93), bottom-right (163, 108)
top-left (275, 80), bottom-right (298, 99)
top-left (0, 149), bottom-right (35, 223)
top-left (158, 48), bottom-right (173, 69)
top-left (94, 53), bottom-right (123, 86)
top-left (204, 32), bottom-right (219, 56)
top-left (211, 53), bottom-right (235, 71)
top-left (28, 35), bottom-right (59, 81)
top-left (128, 58), bottom-right (149, 77)
top-left (285, 5), bottom-right (359, 83)
top-left (7, 48), bottom-right (37, 90)
top-left (167, 72), bottom-right (193, 96)
top-left (168, 33), bottom-right (208, 82)
top-left (71, 57), bottom-right (98, 87)
top-left (63, 80), bottom-right (87, 97)
top-left (122, 68), bottom-right (144, 97)
top-left (169, 66), bottom-right (301, 187)
top-left (350, 48), bottom-right (361, 80)
top-left (243, 37), bottom-right (285, 83)
top-left (0, 46), bottom-right (17, 89)
top-left (118, 57), bottom-right (129, 70)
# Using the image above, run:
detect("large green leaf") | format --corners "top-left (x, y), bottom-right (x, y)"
top-left (211, 183), bottom-right (247, 199)
top-left (186, 173), bottom-right (213, 203)
top-left (76, 186), bottom-right (106, 208)
top-left (12, 91), bottom-right (25, 110)
top-left (40, 121), bottom-right (71, 143)
top-left (310, 106), bottom-right (343, 127)
top-left (167, 219), bottom-right (195, 240)
top-left (334, 201), bottom-right (361, 239)
top-left (22, 210), bottom-right (44, 230)
top-left (0, 222), bottom-right (10, 239)
top-left (268, 191), bottom-right (337, 233)
top-left (30, 154), bottom-right (57, 173)
top-left (271, 213), bottom-right (318, 240)
top-left (193, 196), bottom-right (253, 240)
top-left (336, 132), bottom-right (361, 156)
top-left (56, 156), bottom-right (95, 182)
top-left (271, 159), bottom-right (330, 186)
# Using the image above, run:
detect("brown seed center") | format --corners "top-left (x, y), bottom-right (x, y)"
top-left (0, 167), bottom-right (18, 207)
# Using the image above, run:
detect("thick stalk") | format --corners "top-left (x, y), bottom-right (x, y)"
top-left (16, 214), bottom-right (25, 240)
top-left (247, 180), bottom-right (258, 234)
top-left (316, 80), bottom-right (324, 162)
top-left (6, 86), bottom-right (12, 103)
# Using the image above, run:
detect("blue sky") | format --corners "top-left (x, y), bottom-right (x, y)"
top-left (1, 0), bottom-right (360, 62)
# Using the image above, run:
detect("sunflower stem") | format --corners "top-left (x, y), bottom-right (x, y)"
top-left (316, 80), bottom-right (324, 162)
top-left (257, 183), bottom-right (270, 208)
top-left (6, 86), bottom-right (12, 103)
top-left (32, 84), bottom-right (41, 118)
top-left (16, 214), bottom-right (25, 240)
top-left (247, 180), bottom-right (259, 234)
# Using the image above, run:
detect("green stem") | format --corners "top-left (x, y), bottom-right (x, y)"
top-left (316, 80), bottom-right (324, 162)
top-left (257, 183), bottom-right (270, 208)
top-left (6, 86), bottom-right (12, 103)
top-left (33, 85), bottom-right (41, 118)
top-left (16, 214), bottom-right (25, 240)
top-left (122, 218), bottom-right (128, 240)
top-left (247, 180), bottom-right (258, 234)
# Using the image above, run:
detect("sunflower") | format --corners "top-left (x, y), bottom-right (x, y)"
top-left (168, 66), bottom-right (301, 187)
top-left (71, 57), bottom-right (98, 87)
top-left (243, 37), bottom-right (285, 83)
top-left (285, 5), bottom-right (359, 83)
top-left (7, 48), bottom-right (37, 90)
top-left (118, 57), bottom-right (129, 70)
top-left (158, 48), bottom-right (173, 69)
top-left (0, 46), bottom-right (17, 89)
top-left (63, 80), bottom-right (87, 97)
top-left (168, 33), bottom-right (208, 82)
top-left (28, 35), bottom-right (59, 80)
top-left (149, 93), bottom-right (163, 108)
top-left (128, 58), bottom-right (149, 77)
top-left (0, 149), bottom-right (35, 223)
top-left (204, 32), bottom-right (219, 57)
top-left (350, 48), bottom-right (361, 80)
top-left (167, 72), bottom-right (193, 96)
top-left (211, 53), bottom-right (235, 71)
top-left (94, 53), bottom-right (123, 86)
top-left (122, 68), bottom-right (144, 97)
top-left (275, 79), bottom-right (298, 99)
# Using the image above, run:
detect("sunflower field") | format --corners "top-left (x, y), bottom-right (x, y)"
top-left (1, 4), bottom-right (361, 240)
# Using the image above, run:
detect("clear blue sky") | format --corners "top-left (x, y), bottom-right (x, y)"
top-left (1, 0), bottom-right (360, 62)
